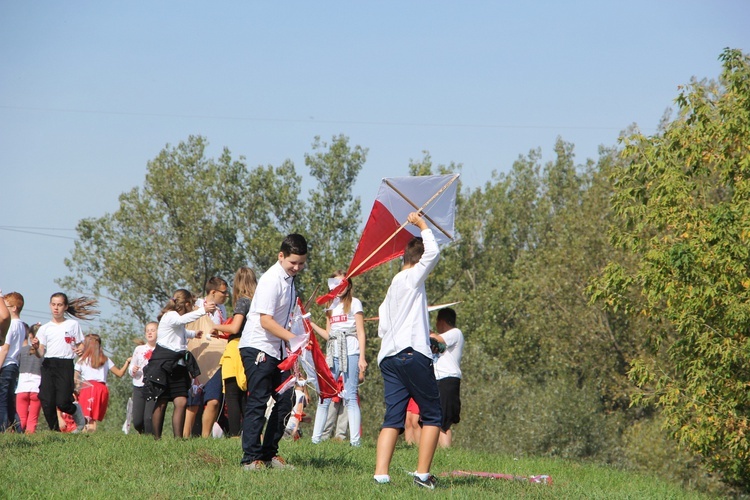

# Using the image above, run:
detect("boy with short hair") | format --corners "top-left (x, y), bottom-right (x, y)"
top-left (430, 307), bottom-right (464, 448)
top-left (239, 234), bottom-right (308, 471)
top-left (374, 212), bottom-right (442, 489)
top-left (0, 292), bottom-right (27, 431)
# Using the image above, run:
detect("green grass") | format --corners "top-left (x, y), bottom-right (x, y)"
top-left (2, 432), bottom-right (711, 499)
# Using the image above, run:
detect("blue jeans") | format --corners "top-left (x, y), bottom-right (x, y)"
top-left (311, 354), bottom-right (361, 445)
top-left (0, 363), bottom-right (20, 431)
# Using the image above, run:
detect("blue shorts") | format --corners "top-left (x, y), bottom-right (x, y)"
top-left (186, 369), bottom-right (223, 406)
top-left (202, 369), bottom-right (223, 403)
top-left (380, 348), bottom-right (442, 430)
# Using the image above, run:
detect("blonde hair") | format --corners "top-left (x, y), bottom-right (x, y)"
top-left (232, 267), bottom-right (257, 305)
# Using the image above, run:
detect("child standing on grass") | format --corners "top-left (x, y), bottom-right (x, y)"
top-left (374, 212), bottom-right (442, 489)
top-left (0, 292), bottom-right (26, 431)
top-left (16, 323), bottom-right (43, 433)
top-left (211, 267), bottom-right (257, 437)
top-left (32, 293), bottom-right (98, 433)
top-left (146, 289), bottom-right (216, 439)
top-left (310, 271), bottom-right (367, 447)
top-left (75, 334), bottom-right (131, 432)
top-left (239, 234), bottom-right (307, 471)
top-left (129, 322), bottom-right (158, 434)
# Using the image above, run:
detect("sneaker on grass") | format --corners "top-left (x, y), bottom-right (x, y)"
top-left (268, 456), bottom-right (295, 470)
top-left (413, 474), bottom-right (438, 489)
top-left (242, 460), bottom-right (267, 471)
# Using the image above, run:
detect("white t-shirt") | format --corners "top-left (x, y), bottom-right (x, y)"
top-left (195, 298), bottom-right (227, 325)
top-left (433, 327), bottom-right (465, 380)
top-left (377, 228), bottom-right (440, 365)
top-left (157, 307), bottom-right (206, 352)
top-left (239, 261), bottom-right (297, 360)
top-left (129, 344), bottom-right (155, 387)
top-left (37, 319), bottom-right (84, 359)
top-left (328, 297), bottom-right (364, 356)
top-left (75, 358), bottom-right (115, 383)
top-left (2, 318), bottom-right (26, 368)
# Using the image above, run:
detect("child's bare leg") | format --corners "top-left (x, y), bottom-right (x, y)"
top-left (183, 405), bottom-right (198, 438)
top-left (201, 400), bottom-right (220, 437)
top-left (416, 425), bottom-right (440, 474)
top-left (375, 427), bottom-right (399, 476)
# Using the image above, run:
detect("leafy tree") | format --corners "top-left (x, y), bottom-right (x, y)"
top-left (598, 48), bottom-right (750, 488)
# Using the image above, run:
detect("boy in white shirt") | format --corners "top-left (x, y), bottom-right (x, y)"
top-left (239, 234), bottom-right (307, 471)
top-left (0, 292), bottom-right (26, 431)
top-left (430, 307), bottom-right (464, 448)
top-left (374, 212), bottom-right (442, 489)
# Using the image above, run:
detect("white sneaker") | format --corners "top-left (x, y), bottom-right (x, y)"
top-left (72, 402), bottom-right (86, 432)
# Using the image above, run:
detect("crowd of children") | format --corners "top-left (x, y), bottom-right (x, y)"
top-left (1, 218), bottom-right (462, 490)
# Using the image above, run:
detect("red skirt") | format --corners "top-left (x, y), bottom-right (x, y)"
top-left (79, 381), bottom-right (110, 422)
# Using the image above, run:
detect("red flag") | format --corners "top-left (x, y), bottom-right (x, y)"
top-left (316, 174), bottom-right (459, 305)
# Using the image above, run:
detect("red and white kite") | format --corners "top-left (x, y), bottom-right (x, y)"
top-left (277, 297), bottom-right (339, 399)
top-left (317, 174), bottom-right (459, 304)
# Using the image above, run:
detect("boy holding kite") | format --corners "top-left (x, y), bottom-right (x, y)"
top-left (239, 234), bottom-right (307, 471)
top-left (374, 212), bottom-right (442, 489)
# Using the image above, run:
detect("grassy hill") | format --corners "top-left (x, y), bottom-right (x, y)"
top-left (2, 431), bottom-right (711, 499)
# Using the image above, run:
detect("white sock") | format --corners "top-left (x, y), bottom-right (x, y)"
top-left (416, 472), bottom-right (430, 481)
top-left (373, 474), bottom-right (390, 483)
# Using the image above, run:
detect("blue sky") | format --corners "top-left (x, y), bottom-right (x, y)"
top-left (1, 1), bottom-right (748, 326)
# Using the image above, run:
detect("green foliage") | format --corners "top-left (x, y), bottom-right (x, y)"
top-left (600, 48), bottom-right (750, 488)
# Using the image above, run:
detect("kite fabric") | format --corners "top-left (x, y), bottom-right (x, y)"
top-left (276, 298), bottom-right (339, 400)
top-left (442, 470), bottom-right (552, 484)
top-left (316, 173), bottom-right (459, 304)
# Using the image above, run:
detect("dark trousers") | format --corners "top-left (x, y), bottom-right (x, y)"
top-left (131, 385), bottom-right (155, 434)
top-left (0, 363), bottom-right (19, 431)
top-left (224, 376), bottom-right (246, 437)
top-left (39, 358), bottom-right (77, 431)
top-left (240, 347), bottom-right (293, 464)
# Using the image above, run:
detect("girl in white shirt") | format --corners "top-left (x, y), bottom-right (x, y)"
top-left (31, 293), bottom-right (98, 432)
top-left (311, 271), bottom-right (367, 447)
top-left (75, 333), bottom-right (131, 432)
top-left (128, 322), bottom-right (157, 434)
top-left (149, 289), bottom-right (216, 439)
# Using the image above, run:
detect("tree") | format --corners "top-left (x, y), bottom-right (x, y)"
top-left (599, 48), bottom-right (750, 488)
top-left (298, 135), bottom-right (366, 297)
top-left (60, 135), bottom-right (304, 323)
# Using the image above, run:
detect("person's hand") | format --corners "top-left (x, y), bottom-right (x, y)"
top-left (31, 337), bottom-right (40, 349)
top-left (195, 330), bottom-right (203, 339)
top-left (407, 211), bottom-right (427, 230)
top-left (203, 300), bottom-right (217, 314)
top-left (131, 364), bottom-right (140, 375)
top-left (358, 356), bottom-right (368, 379)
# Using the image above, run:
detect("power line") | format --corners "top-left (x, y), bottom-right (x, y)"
top-left (0, 226), bottom-right (76, 240)
top-left (0, 225), bottom-right (76, 231)
top-left (0, 104), bottom-right (632, 132)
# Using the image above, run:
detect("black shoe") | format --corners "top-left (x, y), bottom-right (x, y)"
top-left (413, 474), bottom-right (437, 489)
